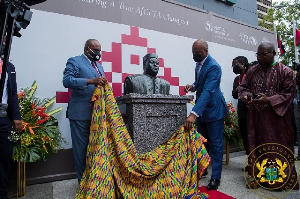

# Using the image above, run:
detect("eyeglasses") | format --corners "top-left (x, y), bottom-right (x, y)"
top-left (255, 51), bottom-right (273, 57)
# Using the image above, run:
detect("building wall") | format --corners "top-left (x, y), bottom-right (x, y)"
top-left (257, 0), bottom-right (272, 20)
top-left (8, 0), bottom-right (275, 184)
top-left (169, 0), bottom-right (259, 26)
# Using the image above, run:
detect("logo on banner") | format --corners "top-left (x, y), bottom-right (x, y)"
top-left (262, 37), bottom-right (270, 43)
top-left (205, 21), bottom-right (235, 42)
top-left (239, 33), bottom-right (257, 45)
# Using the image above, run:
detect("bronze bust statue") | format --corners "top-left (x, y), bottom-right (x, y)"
top-left (124, 53), bottom-right (170, 95)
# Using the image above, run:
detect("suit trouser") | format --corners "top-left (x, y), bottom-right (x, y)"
top-left (0, 131), bottom-right (14, 198)
top-left (69, 120), bottom-right (91, 182)
top-left (197, 118), bottom-right (224, 180)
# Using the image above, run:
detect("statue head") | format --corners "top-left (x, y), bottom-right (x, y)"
top-left (143, 53), bottom-right (159, 77)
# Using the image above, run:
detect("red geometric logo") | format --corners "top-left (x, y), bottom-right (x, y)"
top-left (56, 26), bottom-right (185, 103)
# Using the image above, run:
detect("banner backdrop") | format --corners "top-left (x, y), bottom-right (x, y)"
top-left (9, 0), bottom-right (275, 148)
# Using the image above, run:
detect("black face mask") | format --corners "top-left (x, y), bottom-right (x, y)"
top-left (88, 47), bottom-right (101, 61)
top-left (232, 65), bottom-right (242, 75)
top-left (193, 53), bottom-right (203, 63)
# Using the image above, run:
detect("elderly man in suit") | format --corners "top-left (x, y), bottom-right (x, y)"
top-left (0, 35), bottom-right (23, 199)
top-left (184, 39), bottom-right (228, 190)
top-left (63, 39), bottom-right (107, 182)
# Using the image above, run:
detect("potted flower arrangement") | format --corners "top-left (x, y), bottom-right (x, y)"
top-left (190, 101), bottom-right (241, 146)
top-left (224, 102), bottom-right (242, 146)
top-left (8, 81), bottom-right (66, 163)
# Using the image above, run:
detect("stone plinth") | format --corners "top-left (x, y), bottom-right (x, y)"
top-left (116, 94), bottom-right (193, 154)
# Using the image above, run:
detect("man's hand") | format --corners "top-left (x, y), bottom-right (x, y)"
top-left (243, 93), bottom-right (269, 106)
top-left (252, 93), bottom-right (269, 105)
top-left (13, 120), bottom-right (23, 132)
top-left (87, 77), bottom-right (107, 86)
top-left (243, 95), bottom-right (251, 107)
top-left (184, 113), bottom-right (196, 131)
top-left (184, 84), bottom-right (193, 93)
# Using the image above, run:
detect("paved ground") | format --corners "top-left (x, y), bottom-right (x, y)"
top-left (8, 148), bottom-right (300, 199)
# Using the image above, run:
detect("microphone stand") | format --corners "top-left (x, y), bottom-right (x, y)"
top-left (0, 2), bottom-right (19, 117)
top-left (0, 0), bottom-right (46, 117)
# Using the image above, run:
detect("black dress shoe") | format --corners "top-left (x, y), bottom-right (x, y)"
top-left (202, 169), bottom-right (208, 176)
top-left (206, 179), bottom-right (220, 190)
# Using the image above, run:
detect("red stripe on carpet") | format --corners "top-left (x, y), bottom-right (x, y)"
top-left (198, 186), bottom-right (236, 199)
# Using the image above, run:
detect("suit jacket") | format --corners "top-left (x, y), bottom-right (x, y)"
top-left (63, 54), bottom-right (105, 120)
top-left (0, 62), bottom-right (21, 131)
top-left (191, 55), bottom-right (228, 122)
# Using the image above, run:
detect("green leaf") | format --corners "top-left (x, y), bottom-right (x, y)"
top-left (27, 80), bottom-right (37, 98)
top-left (43, 96), bottom-right (56, 108)
top-left (46, 107), bottom-right (63, 116)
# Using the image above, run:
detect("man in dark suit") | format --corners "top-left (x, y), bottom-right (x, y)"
top-left (63, 39), bottom-right (107, 182)
top-left (184, 39), bottom-right (228, 190)
top-left (0, 36), bottom-right (23, 199)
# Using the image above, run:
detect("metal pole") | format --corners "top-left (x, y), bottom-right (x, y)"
top-left (273, 23), bottom-right (280, 61)
top-left (293, 17), bottom-right (299, 63)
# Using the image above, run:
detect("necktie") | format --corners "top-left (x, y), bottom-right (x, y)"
top-left (196, 63), bottom-right (202, 80)
top-left (91, 61), bottom-right (100, 76)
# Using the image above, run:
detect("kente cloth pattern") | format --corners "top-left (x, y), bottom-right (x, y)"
top-left (76, 83), bottom-right (211, 199)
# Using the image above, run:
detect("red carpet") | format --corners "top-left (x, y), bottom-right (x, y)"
top-left (198, 186), bottom-right (236, 199)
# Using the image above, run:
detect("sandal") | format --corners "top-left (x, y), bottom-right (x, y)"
top-left (246, 180), bottom-right (260, 189)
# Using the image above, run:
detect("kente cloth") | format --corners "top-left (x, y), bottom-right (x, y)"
top-left (238, 62), bottom-right (299, 190)
top-left (76, 83), bottom-right (211, 199)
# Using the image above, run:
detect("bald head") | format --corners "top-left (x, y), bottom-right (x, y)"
top-left (84, 39), bottom-right (100, 48)
top-left (84, 39), bottom-right (101, 61)
top-left (258, 42), bottom-right (275, 52)
top-left (192, 39), bottom-right (208, 62)
top-left (193, 39), bottom-right (208, 51)
top-left (256, 42), bottom-right (276, 67)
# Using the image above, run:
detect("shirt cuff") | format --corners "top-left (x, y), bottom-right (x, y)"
top-left (191, 111), bottom-right (199, 117)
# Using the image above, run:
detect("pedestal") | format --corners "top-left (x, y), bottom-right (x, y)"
top-left (116, 94), bottom-right (193, 154)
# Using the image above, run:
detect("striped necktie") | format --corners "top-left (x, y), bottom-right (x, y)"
top-left (91, 61), bottom-right (100, 76)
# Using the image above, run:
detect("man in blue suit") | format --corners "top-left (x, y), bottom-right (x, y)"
top-left (0, 36), bottom-right (23, 199)
top-left (63, 39), bottom-right (107, 182)
top-left (184, 39), bottom-right (228, 190)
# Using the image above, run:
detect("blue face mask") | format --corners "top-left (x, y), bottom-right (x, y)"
top-left (193, 53), bottom-right (203, 62)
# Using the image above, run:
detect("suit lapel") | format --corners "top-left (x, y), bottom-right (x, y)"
top-left (81, 55), bottom-right (98, 77)
top-left (196, 55), bottom-right (211, 87)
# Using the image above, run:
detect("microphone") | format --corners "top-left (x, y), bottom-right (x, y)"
top-left (246, 93), bottom-right (253, 101)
